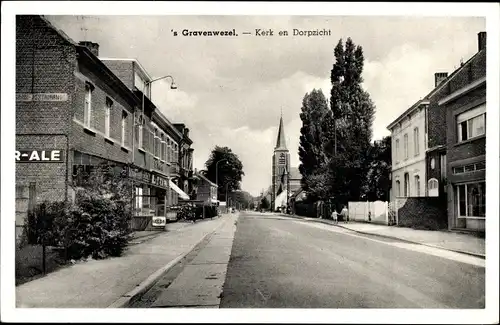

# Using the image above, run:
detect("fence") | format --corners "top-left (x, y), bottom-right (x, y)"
top-left (348, 201), bottom-right (389, 225)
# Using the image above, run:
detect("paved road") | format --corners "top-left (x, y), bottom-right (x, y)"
top-left (219, 212), bottom-right (484, 308)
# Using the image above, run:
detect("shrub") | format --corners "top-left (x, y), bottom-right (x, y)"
top-left (22, 162), bottom-right (134, 261)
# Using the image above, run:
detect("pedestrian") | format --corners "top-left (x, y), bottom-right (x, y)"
top-left (331, 208), bottom-right (338, 224)
top-left (341, 205), bottom-right (349, 224)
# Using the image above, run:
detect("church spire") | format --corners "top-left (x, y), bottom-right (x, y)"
top-left (275, 110), bottom-right (287, 150)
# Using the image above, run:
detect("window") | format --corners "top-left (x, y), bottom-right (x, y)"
top-left (121, 111), bottom-right (127, 146)
top-left (440, 154), bottom-right (447, 180)
top-left (135, 187), bottom-right (143, 210)
top-left (404, 133), bottom-right (409, 159)
top-left (396, 180), bottom-right (401, 197)
top-left (453, 161), bottom-right (486, 174)
top-left (154, 129), bottom-right (160, 158)
top-left (404, 173), bottom-right (410, 197)
top-left (167, 138), bottom-right (171, 162)
top-left (456, 182), bottom-right (486, 218)
top-left (105, 97), bottom-right (112, 137)
top-left (395, 139), bottom-right (400, 162)
top-left (414, 127), bottom-right (419, 156)
top-left (414, 175), bottom-right (420, 197)
top-left (457, 104), bottom-right (486, 142)
top-left (138, 125), bottom-right (144, 149)
top-left (84, 83), bottom-right (92, 127)
top-left (428, 178), bottom-right (439, 197)
top-left (161, 134), bottom-right (166, 161)
top-left (430, 158), bottom-right (435, 170)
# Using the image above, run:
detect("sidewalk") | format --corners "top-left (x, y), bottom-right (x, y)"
top-left (280, 213), bottom-right (485, 258)
top-left (16, 215), bottom-right (231, 308)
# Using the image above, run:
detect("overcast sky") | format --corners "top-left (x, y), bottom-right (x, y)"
top-left (47, 15), bottom-right (485, 196)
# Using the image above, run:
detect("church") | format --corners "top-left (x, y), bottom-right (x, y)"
top-left (270, 114), bottom-right (302, 211)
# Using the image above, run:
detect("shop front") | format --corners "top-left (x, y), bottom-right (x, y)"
top-left (129, 166), bottom-right (169, 230)
top-left (448, 157), bottom-right (485, 232)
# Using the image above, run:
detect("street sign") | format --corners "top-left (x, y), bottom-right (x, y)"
top-left (15, 150), bottom-right (64, 162)
top-left (152, 216), bottom-right (166, 227)
top-left (16, 93), bottom-right (69, 102)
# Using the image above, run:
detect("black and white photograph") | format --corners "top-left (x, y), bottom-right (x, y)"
top-left (1, 2), bottom-right (499, 324)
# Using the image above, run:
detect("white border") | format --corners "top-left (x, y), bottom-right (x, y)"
top-left (2, 2), bottom-right (499, 324)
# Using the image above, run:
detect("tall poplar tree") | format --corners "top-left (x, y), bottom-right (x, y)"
top-left (298, 89), bottom-right (329, 200)
top-left (325, 37), bottom-right (376, 204)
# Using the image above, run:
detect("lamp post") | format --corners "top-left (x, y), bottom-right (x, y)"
top-left (132, 75), bottom-right (177, 220)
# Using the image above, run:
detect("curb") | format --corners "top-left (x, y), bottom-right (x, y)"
top-left (107, 217), bottom-right (228, 308)
top-left (278, 213), bottom-right (486, 260)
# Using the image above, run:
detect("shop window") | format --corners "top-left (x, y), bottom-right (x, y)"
top-left (456, 182), bottom-right (486, 218)
top-left (135, 187), bottom-right (143, 210)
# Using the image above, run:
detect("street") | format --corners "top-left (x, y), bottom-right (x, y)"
top-left (131, 212), bottom-right (485, 308)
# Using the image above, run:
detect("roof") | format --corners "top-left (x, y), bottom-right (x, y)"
top-left (275, 115), bottom-right (287, 150)
top-left (37, 16), bottom-right (140, 108)
top-left (288, 167), bottom-right (301, 180)
top-left (195, 171), bottom-right (217, 187)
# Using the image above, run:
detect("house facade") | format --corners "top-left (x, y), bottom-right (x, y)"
top-left (431, 32), bottom-right (486, 232)
top-left (387, 99), bottom-right (428, 200)
top-left (100, 58), bottom-right (192, 224)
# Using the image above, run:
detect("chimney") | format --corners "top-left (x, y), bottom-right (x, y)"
top-left (78, 41), bottom-right (99, 57)
top-left (478, 31), bottom-right (486, 52)
top-left (434, 72), bottom-right (448, 87)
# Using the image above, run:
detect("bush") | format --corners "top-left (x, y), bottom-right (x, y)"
top-left (22, 163), bottom-right (134, 261)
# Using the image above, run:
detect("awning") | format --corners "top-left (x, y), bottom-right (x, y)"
top-left (169, 180), bottom-right (190, 200)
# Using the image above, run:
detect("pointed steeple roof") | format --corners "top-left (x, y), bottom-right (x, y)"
top-left (275, 112), bottom-right (287, 150)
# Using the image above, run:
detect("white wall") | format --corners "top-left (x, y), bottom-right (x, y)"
top-left (390, 105), bottom-right (427, 198)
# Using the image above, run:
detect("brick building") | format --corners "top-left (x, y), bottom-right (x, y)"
top-left (99, 58), bottom-right (192, 216)
top-left (426, 32), bottom-right (486, 232)
top-left (173, 123), bottom-right (195, 198)
top-left (15, 15), bottom-right (140, 238)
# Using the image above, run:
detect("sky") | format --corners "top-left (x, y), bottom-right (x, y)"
top-left (46, 15), bottom-right (485, 197)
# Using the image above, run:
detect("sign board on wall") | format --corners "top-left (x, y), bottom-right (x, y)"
top-left (152, 216), bottom-right (166, 227)
top-left (151, 174), bottom-right (169, 189)
top-left (16, 93), bottom-right (69, 102)
top-left (15, 150), bottom-right (65, 162)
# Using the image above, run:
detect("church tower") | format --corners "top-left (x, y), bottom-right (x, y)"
top-left (271, 113), bottom-right (290, 210)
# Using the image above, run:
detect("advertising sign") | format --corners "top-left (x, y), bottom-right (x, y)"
top-left (151, 174), bottom-right (169, 189)
top-left (152, 216), bottom-right (166, 227)
top-left (15, 150), bottom-right (64, 162)
top-left (16, 93), bottom-right (69, 102)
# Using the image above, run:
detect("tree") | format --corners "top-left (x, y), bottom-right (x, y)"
top-left (260, 196), bottom-right (270, 210)
top-left (362, 136), bottom-right (392, 201)
top-left (325, 37), bottom-right (376, 204)
top-left (298, 89), bottom-right (329, 200)
top-left (204, 146), bottom-right (245, 201)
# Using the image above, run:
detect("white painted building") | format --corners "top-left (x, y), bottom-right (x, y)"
top-left (387, 99), bottom-right (429, 200)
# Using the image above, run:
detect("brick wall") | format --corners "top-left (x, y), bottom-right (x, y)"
top-left (101, 60), bottom-right (135, 91)
top-left (16, 15), bottom-right (76, 135)
top-left (396, 197), bottom-right (448, 230)
top-left (16, 135), bottom-right (69, 203)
